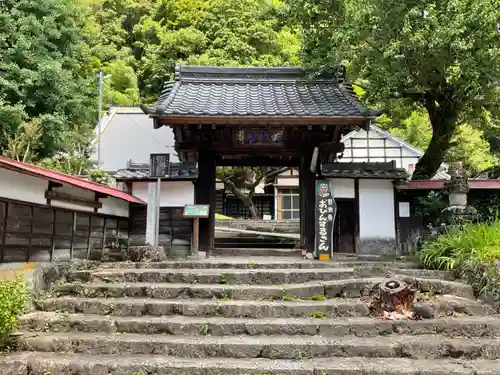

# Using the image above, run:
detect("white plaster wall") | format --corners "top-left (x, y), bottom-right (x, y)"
top-left (358, 179), bottom-right (395, 239)
top-left (276, 177), bottom-right (299, 187)
top-left (0, 167), bottom-right (130, 216)
top-left (99, 197), bottom-right (129, 217)
top-left (52, 185), bottom-right (96, 212)
top-left (0, 168), bottom-right (47, 205)
top-left (329, 178), bottom-right (355, 199)
top-left (132, 181), bottom-right (194, 207)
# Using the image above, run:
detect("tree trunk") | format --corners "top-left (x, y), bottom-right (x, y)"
top-left (242, 195), bottom-right (259, 218)
top-left (412, 94), bottom-right (459, 180)
top-left (224, 181), bottom-right (260, 219)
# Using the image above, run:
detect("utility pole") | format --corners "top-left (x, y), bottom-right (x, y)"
top-left (97, 70), bottom-right (104, 167)
top-left (96, 70), bottom-right (111, 168)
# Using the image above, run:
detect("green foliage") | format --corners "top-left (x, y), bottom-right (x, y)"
top-left (387, 111), bottom-right (432, 151)
top-left (419, 221), bottom-right (500, 301)
top-left (447, 124), bottom-right (497, 174)
top-left (0, 276), bottom-right (28, 349)
top-left (311, 295), bottom-right (325, 301)
top-left (88, 170), bottom-right (114, 186)
top-left (416, 191), bottom-right (447, 226)
top-left (310, 311), bottom-right (326, 319)
top-left (37, 125), bottom-right (96, 175)
top-left (0, 0), bottom-right (96, 156)
top-left (292, 0), bottom-right (500, 179)
top-left (134, 0), bottom-right (301, 99)
top-left (468, 191), bottom-right (500, 221)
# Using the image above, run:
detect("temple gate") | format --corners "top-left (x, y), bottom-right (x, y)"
top-left (141, 65), bottom-right (379, 256)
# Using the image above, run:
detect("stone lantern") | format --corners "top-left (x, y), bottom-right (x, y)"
top-left (440, 162), bottom-right (480, 224)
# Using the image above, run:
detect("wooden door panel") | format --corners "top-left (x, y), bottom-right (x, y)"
top-left (333, 200), bottom-right (356, 253)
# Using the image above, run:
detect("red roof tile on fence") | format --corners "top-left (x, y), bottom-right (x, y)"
top-left (0, 156), bottom-right (145, 204)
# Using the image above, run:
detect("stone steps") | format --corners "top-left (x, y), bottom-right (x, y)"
top-left (16, 331), bottom-right (500, 359)
top-left (3, 256), bottom-right (497, 375)
top-left (96, 258), bottom-right (419, 270)
top-left (36, 293), bottom-right (491, 318)
top-left (53, 277), bottom-right (475, 300)
top-left (212, 247), bottom-right (303, 257)
top-left (35, 296), bottom-right (371, 318)
top-left (19, 312), bottom-right (500, 337)
top-left (69, 267), bottom-right (358, 285)
top-left (4, 352), bottom-right (499, 375)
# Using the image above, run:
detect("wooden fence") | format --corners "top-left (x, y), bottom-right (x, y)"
top-left (0, 198), bottom-right (129, 263)
top-left (129, 204), bottom-right (192, 256)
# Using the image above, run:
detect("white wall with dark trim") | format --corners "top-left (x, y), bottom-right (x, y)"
top-left (132, 181), bottom-right (194, 207)
top-left (0, 167), bottom-right (129, 217)
top-left (358, 179), bottom-right (396, 254)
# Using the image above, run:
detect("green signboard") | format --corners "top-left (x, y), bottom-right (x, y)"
top-left (183, 204), bottom-right (210, 218)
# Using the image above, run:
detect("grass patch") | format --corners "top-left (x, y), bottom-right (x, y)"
top-left (247, 261), bottom-right (257, 269)
top-left (282, 294), bottom-right (303, 302)
top-left (419, 221), bottom-right (500, 301)
top-left (219, 272), bottom-right (228, 284)
top-left (215, 213), bottom-right (232, 220)
top-left (310, 311), bottom-right (326, 319)
top-left (0, 276), bottom-right (28, 350)
top-left (311, 295), bottom-right (325, 301)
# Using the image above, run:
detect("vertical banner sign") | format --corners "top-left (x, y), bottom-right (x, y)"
top-left (315, 180), bottom-right (337, 261)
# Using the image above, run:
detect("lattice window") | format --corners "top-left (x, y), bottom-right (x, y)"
top-left (277, 188), bottom-right (300, 221)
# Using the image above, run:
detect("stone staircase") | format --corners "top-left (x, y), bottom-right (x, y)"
top-left (2, 256), bottom-right (500, 374)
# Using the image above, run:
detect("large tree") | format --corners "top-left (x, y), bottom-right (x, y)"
top-left (292, 0), bottom-right (500, 179)
top-left (134, 0), bottom-right (300, 99)
top-left (0, 0), bottom-right (96, 158)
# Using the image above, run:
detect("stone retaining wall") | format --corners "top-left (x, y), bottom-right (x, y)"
top-left (359, 238), bottom-right (398, 256)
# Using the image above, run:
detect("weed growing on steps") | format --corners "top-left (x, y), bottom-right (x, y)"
top-left (282, 294), bottom-right (302, 302)
top-left (219, 272), bottom-right (228, 284)
top-left (248, 260), bottom-right (257, 269)
top-left (310, 311), bottom-right (326, 319)
top-left (311, 295), bottom-right (325, 301)
top-left (0, 276), bottom-right (28, 350)
top-left (199, 323), bottom-right (211, 336)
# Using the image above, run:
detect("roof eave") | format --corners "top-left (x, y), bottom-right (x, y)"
top-left (0, 162), bottom-right (145, 205)
top-left (146, 114), bottom-right (374, 126)
top-left (115, 177), bottom-right (197, 182)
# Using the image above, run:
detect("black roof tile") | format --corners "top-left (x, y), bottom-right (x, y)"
top-left (115, 162), bottom-right (198, 181)
top-left (322, 162), bottom-right (408, 180)
top-left (141, 65), bottom-right (376, 118)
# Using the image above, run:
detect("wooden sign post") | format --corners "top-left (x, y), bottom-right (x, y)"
top-left (183, 204), bottom-right (210, 257)
top-left (314, 180), bottom-right (337, 261)
top-left (149, 153), bottom-right (170, 247)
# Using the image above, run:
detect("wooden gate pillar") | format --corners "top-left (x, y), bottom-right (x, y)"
top-left (299, 149), bottom-right (316, 255)
top-left (195, 151), bottom-right (216, 255)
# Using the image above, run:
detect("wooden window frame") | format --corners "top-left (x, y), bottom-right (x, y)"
top-left (277, 188), bottom-right (300, 221)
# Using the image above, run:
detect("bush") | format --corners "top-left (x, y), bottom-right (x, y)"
top-left (0, 276), bottom-right (28, 349)
top-left (419, 220), bottom-right (500, 301)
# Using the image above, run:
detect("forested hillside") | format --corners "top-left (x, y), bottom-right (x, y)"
top-left (0, 0), bottom-right (498, 179)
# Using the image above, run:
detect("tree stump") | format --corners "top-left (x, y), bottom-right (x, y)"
top-left (364, 279), bottom-right (417, 319)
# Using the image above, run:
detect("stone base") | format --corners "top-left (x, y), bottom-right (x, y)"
top-left (128, 245), bottom-right (167, 262)
top-left (359, 238), bottom-right (397, 256)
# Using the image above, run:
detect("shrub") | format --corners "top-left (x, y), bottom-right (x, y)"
top-left (419, 220), bottom-right (500, 301)
top-left (88, 170), bottom-right (114, 186)
top-left (0, 276), bottom-right (28, 349)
